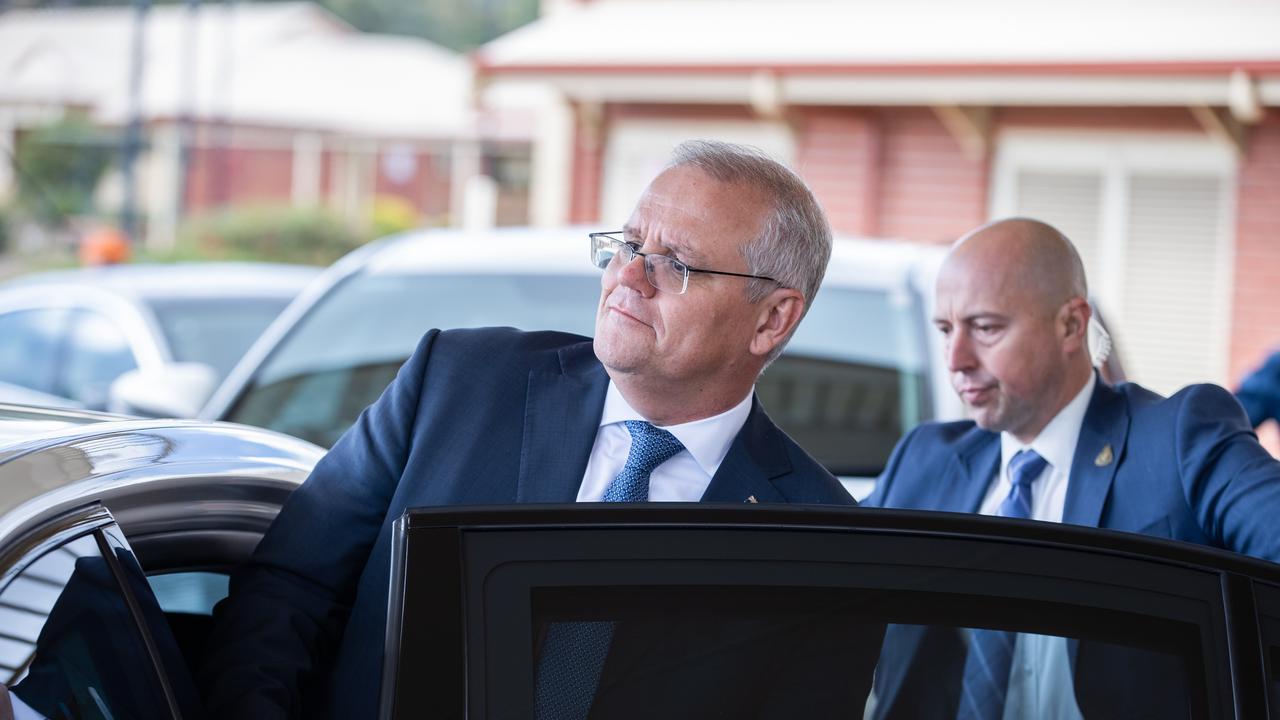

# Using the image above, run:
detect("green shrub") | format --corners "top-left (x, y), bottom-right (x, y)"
top-left (168, 205), bottom-right (366, 265)
top-left (0, 204), bottom-right (10, 254)
top-left (14, 115), bottom-right (113, 226)
top-left (369, 195), bottom-right (421, 239)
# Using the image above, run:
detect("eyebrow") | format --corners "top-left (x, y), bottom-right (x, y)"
top-left (932, 312), bottom-right (1009, 325)
top-left (620, 225), bottom-right (705, 265)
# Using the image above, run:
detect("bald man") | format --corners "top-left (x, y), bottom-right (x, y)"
top-left (864, 217), bottom-right (1280, 719)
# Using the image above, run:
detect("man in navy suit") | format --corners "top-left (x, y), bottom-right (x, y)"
top-left (864, 217), bottom-right (1280, 719)
top-left (199, 140), bottom-right (861, 718)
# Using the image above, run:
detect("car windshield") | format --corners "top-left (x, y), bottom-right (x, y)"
top-left (145, 297), bottom-right (294, 380)
top-left (225, 272), bottom-right (928, 476)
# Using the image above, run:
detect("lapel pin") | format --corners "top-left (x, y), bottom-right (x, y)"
top-left (745, 495), bottom-right (758, 504)
top-left (1094, 444), bottom-right (1114, 467)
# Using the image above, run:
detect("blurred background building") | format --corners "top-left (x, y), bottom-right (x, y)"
top-left (476, 0), bottom-right (1280, 397)
top-left (0, 0), bottom-right (1277, 403)
top-left (0, 1), bottom-right (536, 254)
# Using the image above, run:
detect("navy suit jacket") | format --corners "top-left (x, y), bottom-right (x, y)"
top-left (863, 376), bottom-right (1280, 718)
top-left (199, 327), bottom-right (854, 719)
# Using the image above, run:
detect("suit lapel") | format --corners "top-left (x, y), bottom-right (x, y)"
top-left (699, 397), bottom-right (789, 503)
top-left (1063, 380), bottom-right (1128, 528)
top-left (516, 342), bottom-right (609, 503)
top-left (948, 433), bottom-right (1001, 513)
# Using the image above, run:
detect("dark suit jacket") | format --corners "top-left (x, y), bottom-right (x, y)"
top-left (199, 327), bottom-right (854, 719)
top-left (862, 376), bottom-right (1280, 718)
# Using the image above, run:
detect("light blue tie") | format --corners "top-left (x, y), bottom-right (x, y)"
top-left (533, 421), bottom-right (685, 720)
top-left (956, 449), bottom-right (1048, 720)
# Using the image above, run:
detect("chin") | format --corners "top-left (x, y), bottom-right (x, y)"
top-left (593, 336), bottom-right (646, 374)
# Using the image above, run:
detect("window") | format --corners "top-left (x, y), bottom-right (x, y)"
top-left (991, 133), bottom-right (1236, 394)
top-left (225, 271), bottom-right (929, 477)
top-left (226, 273), bottom-right (600, 447)
top-left (385, 507), bottom-right (1240, 719)
top-left (0, 529), bottom-right (172, 718)
top-left (146, 297), bottom-right (292, 381)
top-left (0, 309), bottom-right (68, 395)
top-left (60, 310), bottom-right (137, 409)
top-left (1258, 583), bottom-right (1280, 719)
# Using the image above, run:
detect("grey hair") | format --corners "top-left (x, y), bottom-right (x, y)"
top-left (667, 139), bottom-right (833, 361)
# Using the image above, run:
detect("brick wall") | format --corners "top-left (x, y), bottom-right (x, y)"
top-left (878, 108), bottom-right (988, 243)
top-left (793, 108), bottom-right (883, 237)
top-left (1230, 114), bottom-right (1280, 384)
top-left (793, 107), bottom-right (988, 244)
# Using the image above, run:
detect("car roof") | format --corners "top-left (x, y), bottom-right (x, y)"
top-left (1, 261), bottom-right (320, 300)
top-left (0, 404), bottom-right (324, 539)
top-left (0, 402), bottom-right (118, 448)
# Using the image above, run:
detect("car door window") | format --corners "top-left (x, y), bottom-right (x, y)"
top-left (60, 309), bottom-right (137, 410)
top-left (0, 309), bottom-right (69, 395)
top-left (1257, 583), bottom-right (1280, 718)
top-left (0, 529), bottom-right (174, 718)
top-left (385, 508), bottom-right (1235, 719)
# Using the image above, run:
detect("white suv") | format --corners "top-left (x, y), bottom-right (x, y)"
top-left (197, 226), bottom-right (961, 498)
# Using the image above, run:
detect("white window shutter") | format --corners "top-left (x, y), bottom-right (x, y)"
top-left (1121, 175), bottom-right (1229, 394)
top-left (1011, 170), bottom-right (1105, 286)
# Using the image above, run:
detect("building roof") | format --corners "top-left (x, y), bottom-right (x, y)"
top-left (476, 0), bottom-right (1280, 108)
top-left (0, 2), bottom-right (522, 139)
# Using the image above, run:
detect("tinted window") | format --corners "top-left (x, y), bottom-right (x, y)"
top-left (146, 297), bottom-right (292, 380)
top-left (60, 309), bottom-right (137, 409)
top-left (0, 532), bottom-right (173, 719)
top-left (388, 511), bottom-right (1229, 719)
top-left (227, 272), bottom-right (928, 474)
top-left (525, 591), bottom-right (1194, 719)
top-left (0, 309), bottom-right (68, 394)
top-left (1258, 583), bottom-right (1280, 718)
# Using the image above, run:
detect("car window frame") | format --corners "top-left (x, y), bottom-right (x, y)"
top-left (1255, 582), bottom-right (1280, 718)
top-left (0, 504), bottom-right (185, 719)
top-left (381, 505), bottom-right (1280, 720)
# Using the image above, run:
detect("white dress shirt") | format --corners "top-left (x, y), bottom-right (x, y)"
top-left (576, 381), bottom-right (753, 503)
top-left (975, 372), bottom-right (1095, 720)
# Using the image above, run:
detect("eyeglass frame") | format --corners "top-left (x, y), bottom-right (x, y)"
top-left (589, 230), bottom-right (780, 295)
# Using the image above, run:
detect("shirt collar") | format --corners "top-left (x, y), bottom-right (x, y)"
top-left (600, 381), bottom-right (754, 477)
top-left (1000, 371), bottom-right (1097, 476)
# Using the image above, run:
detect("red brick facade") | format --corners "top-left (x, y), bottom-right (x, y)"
top-left (566, 103), bottom-right (1280, 387)
top-left (1231, 114), bottom-right (1280, 383)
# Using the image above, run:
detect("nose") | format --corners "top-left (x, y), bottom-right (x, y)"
top-left (615, 251), bottom-right (657, 298)
top-left (946, 329), bottom-right (977, 373)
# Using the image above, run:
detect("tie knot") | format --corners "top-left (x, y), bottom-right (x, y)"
top-left (1008, 449), bottom-right (1047, 489)
top-left (622, 420), bottom-right (685, 474)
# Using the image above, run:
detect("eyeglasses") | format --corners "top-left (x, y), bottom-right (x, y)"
top-left (589, 231), bottom-right (779, 295)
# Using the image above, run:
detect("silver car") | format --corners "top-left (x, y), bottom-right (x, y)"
top-left (196, 227), bottom-right (961, 498)
top-left (0, 402), bottom-right (322, 717)
top-left (0, 262), bottom-right (319, 415)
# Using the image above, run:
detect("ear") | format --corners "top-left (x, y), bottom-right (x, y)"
top-left (1059, 297), bottom-right (1092, 354)
top-left (749, 288), bottom-right (806, 358)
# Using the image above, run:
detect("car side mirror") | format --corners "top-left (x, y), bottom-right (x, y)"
top-left (107, 363), bottom-right (219, 419)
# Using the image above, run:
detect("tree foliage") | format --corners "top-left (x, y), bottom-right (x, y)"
top-left (13, 115), bottom-right (115, 227)
top-left (8, 0), bottom-right (541, 51)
